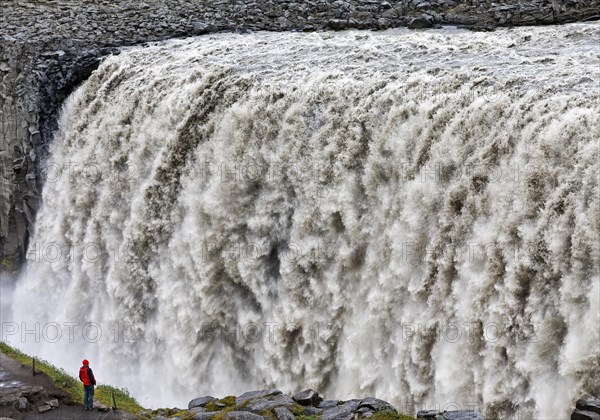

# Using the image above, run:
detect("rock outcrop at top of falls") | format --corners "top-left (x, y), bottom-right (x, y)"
top-left (1, 0), bottom-right (599, 269)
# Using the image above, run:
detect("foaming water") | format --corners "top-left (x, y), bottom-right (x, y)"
top-left (5, 24), bottom-right (599, 416)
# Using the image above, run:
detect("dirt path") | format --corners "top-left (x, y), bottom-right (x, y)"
top-left (0, 352), bottom-right (137, 420)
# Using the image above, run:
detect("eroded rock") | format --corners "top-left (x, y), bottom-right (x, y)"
top-left (189, 396), bottom-right (218, 409)
top-left (293, 389), bottom-right (323, 406)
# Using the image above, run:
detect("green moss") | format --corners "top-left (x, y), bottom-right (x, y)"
top-left (212, 406), bottom-right (237, 420)
top-left (205, 395), bottom-right (237, 412)
top-left (0, 257), bottom-right (18, 272)
top-left (168, 410), bottom-right (197, 420)
top-left (290, 403), bottom-right (307, 416)
top-left (296, 416), bottom-right (320, 420)
top-left (220, 396), bottom-right (237, 407)
top-left (369, 408), bottom-right (415, 420)
top-left (260, 409), bottom-right (276, 419)
top-left (205, 395), bottom-right (239, 420)
top-left (0, 341), bottom-right (147, 417)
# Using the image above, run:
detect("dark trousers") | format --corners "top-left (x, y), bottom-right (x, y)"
top-left (84, 384), bottom-right (95, 409)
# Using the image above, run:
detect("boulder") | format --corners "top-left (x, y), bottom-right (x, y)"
top-left (38, 404), bottom-right (52, 413)
top-left (14, 397), bottom-right (28, 410)
top-left (18, 386), bottom-right (32, 394)
top-left (577, 396), bottom-right (600, 415)
top-left (322, 400), bottom-right (361, 420)
top-left (192, 23), bottom-right (217, 35)
top-left (408, 16), bottom-right (433, 29)
top-left (293, 389), bottom-right (323, 406)
top-left (273, 407), bottom-right (296, 420)
top-left (357, 406), bottom-right (375, 417)
top-left (47, 399), bottom-right (59, 408)
top-left (0, 392), bottom-right (21, 406)
top-left (189, 396), bottom-right (217, 409)
top-left (30, 386), bottom-right (45, 395)
top-left (244, 394), bottom-right (295, 412)
top-left (358, 398), bottom-right (394, 412)
top-left (236, 389), bottom-right (282, 406)
top-left (572, 410), bottom-right (600, 420)
top-left (319, 400), bottom-right (339, 409)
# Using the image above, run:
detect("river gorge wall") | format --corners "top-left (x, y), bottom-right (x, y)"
top-left (0, 0), bottom-right (599, 269)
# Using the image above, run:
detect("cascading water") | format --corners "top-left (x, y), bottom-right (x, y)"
top-left (3, 23), bottom-right (599, 417)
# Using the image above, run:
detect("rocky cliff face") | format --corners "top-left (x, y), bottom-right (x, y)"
top-left (0, 0), bottom-right (599, 269)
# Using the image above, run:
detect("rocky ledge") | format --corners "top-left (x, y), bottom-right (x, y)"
top-left (142, 389), bottom-right (486, 420)
top-left (572, 395), bottom-right (600, 420)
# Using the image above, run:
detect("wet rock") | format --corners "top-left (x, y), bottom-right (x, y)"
top-left (293, 389), bottom-right (323, 406)
top-left (358, 397), bottom-right (394, 412)
top-left (0, 392), bottom-right (21, 405)
top-left (577, 396), bottom-right (600, 415)
top-left (225, 411), bottom-right (264, 420)
top-left (17, 385), bottom-right (32, 394)
top-left (357, 406), bottom-right (375, 417)
top-left (303, 406), bottom-right (322, 416)
top-left (236, 389), bottom-right (282, 406)
top-left (322, 400), bottom-right (361, 420)
top-left (327, 19), bottom-right (348, 30)
top-left (14, 397), bottom-right (27, 410)
top-left (38, 404), bottom-right (52, 413)
top-left (273, 407), bottom-right (295, 420)
top-left (244, 393), bottom-right (295, 412)
top-left (408, 16), bottom-right (433, 29)
top-left (189, 396), bottom-right (218, 409)
top-left (47, 399), bottom-right (59, 408)
top-left (572, 411), bottom-right (600, 420)
top-left (319, 400), bottom-right (339, 409)
top-left (192, 22), bottom-right (217, 35)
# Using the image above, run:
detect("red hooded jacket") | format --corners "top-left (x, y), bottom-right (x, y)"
top-left (79, 365), bottom-right (96, 386)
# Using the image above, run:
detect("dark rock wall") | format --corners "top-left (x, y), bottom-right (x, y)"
top-left (0, 0), bottom-right (599, 270)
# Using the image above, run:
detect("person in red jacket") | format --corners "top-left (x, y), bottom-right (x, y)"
top-left (79, 359), bottom-right (96, 410)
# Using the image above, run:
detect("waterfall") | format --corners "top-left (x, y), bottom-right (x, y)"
top-left (4, 24), bottom-right (599, 416)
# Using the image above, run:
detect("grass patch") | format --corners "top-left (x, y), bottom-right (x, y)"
top-left (0, 341), bottom-right (146, 416)
top-left (260, 408), bottom-right (276, 419)
top-left (205, 395), bottom-right (239, 420)
top-left (168, 410), bottom-right (197, 419)
top-left (290, 403), bottom-right (308, 416)
top-left (0, 257), bottom-right (19, 274)
top-left (205, 395), bottom-right (237, 412)
top-left (296, 416), bottom-right (320, 420)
